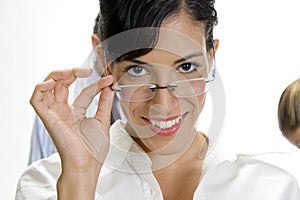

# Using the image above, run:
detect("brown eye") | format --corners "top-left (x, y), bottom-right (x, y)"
top-left (178, 63), bottom-right (196, 73)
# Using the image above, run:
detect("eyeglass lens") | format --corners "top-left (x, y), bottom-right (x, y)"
top-left (115, 78), bottom-right (207, 102)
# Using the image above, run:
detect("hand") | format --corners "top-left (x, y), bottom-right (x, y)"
top-left (30, 68), bottom-right (115, 199)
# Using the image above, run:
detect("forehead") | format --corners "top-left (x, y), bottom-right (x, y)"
top-left (109, 13), bottom-right (208, 73)
top-left (102, 12), bottom-right (207, 65)
top-left (155, 13), bottom-right (207, 56)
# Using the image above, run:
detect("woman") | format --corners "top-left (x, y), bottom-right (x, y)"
top-left (278, 78), bottom-right (300, 148)
top-left (16, 0), bottom-right (300, 199)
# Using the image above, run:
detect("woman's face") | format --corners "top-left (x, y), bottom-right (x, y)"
top-left (111, 13), bottom-right (215, 154)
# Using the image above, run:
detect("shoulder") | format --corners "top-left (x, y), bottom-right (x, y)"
top-left (196, 155), bottom-right (300, 199)
top-left (217, 155), bottom-right (298, 183)
top-left (15, 153), bottom-right (61, 200)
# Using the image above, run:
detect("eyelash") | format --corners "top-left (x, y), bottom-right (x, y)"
top-left (177, 62), bottom-right (202, 73)
top-left (123, 61), bottom-right (202, 76)
top-left (123, 65), bottom-right (148, 77)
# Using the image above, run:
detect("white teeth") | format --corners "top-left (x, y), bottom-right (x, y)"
top-left (166, 121), bottom-right (172, 128)
top-left (150, 116), bottom-right (182, 129)
top-left (159, 121), bottom-right (164, 128)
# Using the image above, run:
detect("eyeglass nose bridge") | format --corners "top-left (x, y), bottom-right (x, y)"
top-left (149, 84), bottom-right (177, 93)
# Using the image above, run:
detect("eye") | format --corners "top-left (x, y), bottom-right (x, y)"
top-left (125, 65), bottom-right (148, 76)
top-left (177, 62), bottom-right (198, 73)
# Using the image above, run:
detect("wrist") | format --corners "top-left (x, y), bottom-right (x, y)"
top-left (57, 163), bottom-right (102, 200)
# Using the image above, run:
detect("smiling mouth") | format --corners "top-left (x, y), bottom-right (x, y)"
top-left (142, 112), bottom-right (188, 136)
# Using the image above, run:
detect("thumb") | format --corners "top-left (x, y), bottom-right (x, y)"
top-left (95, 85), bottom-right (115, 129)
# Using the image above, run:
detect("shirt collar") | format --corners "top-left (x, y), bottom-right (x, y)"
top-left (102, 120), bottom-right (152, 175)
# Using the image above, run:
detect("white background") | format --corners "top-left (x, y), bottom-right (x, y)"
top-left (1, 0), bottom-right (300, 199)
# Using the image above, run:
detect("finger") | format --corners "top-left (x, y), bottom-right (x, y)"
top-left (95, 85), bottom-right (115, 127)
top-left (44, 68), bottom-right (92, 83)
top-left (73, 75), bottom-right (114, 115)
top-left (30, 79), bottom-right (56, 115)
top-left (43, 89), bottom-right (55, 108)
top-left (53, 81), bottom-right (69, 103)
top-left (49, 68), bottom-right (92, 103)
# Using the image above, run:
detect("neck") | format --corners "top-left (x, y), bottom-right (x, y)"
top-left (133, 131), bottom-right (208, 171)
top-left (152, 134), bottom-right (206, 200)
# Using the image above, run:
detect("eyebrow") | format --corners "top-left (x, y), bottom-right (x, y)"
top-left (173, 53), bottom-right (204, 65)
top-left (130, 59), bottom-right (153, 67)
top-left (130, 52), bottom-right (204, 66)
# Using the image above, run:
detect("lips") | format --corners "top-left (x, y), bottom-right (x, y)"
top-left (142, 112), bottom-right (188, 136)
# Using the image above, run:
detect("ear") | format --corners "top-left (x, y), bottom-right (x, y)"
top-left (212, 39), bottom-right (219, 53)
top-left (92, 34), bottom-right (106, 76)
top-left (91, 33), bottom-right (100, 48)
top-left (107, 65), bottom-right (113, 75)
top-left (209, 39), bottom-right (219, 54)
top-left (208, 39), bottom-right (219, 61)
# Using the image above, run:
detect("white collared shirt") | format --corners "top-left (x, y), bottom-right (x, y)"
top-left (16, 120), bottom-right (300, 200)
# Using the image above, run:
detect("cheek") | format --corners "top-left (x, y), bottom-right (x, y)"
top-left (293, 127), bottom-right (300, 147)
top-left (285, 128), bottom-right (300, 148)
top-left (120, 101), bottom-right (148, 126)
top-left (183, 94), bottom-right (206, 113)
top-left (295, 127), bottom-right (300, 136)
top-left (197, 95), bottom-right (206, 112)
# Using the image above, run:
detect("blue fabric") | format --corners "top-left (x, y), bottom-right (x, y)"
top-left (28, 116), bottom-right (57, 164)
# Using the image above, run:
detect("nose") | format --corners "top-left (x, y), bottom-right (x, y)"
top-left (150, 86), bottom-right (180, 114)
